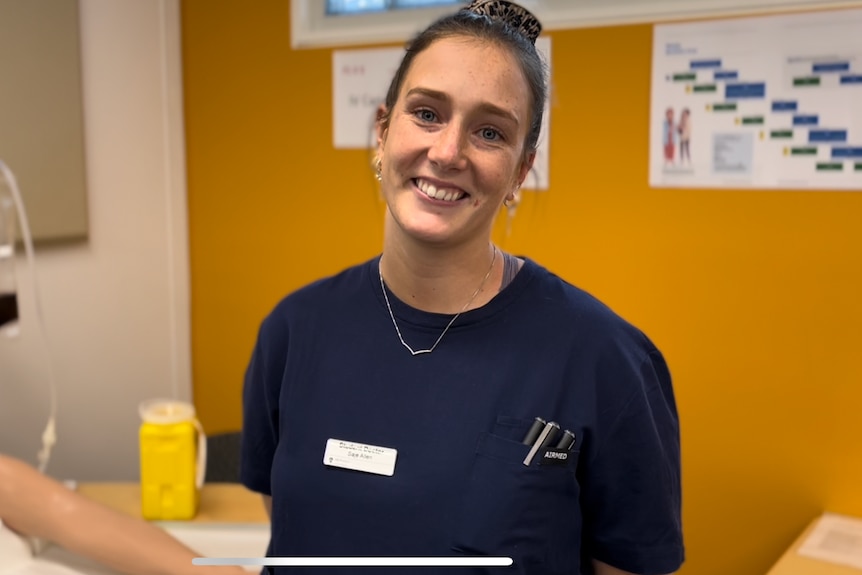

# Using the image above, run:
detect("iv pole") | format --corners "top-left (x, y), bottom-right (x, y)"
top-left (0, 159), bottom-right (58, 473)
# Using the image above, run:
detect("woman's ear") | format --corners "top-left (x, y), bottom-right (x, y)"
top-left (375, 104), bottom-right (389, 151)
top-left (517, 151), bottom-right (536, 188)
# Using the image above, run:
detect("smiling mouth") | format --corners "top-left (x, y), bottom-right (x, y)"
top-left (414, 178), bottom-right (467, 202)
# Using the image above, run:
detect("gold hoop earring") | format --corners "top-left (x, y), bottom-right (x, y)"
top-left (504, 189), bottom-right (521, 238)
top-left (373, 157), bottom-right (382, 181)
top-left (503, 188), bottom-right (521, 208)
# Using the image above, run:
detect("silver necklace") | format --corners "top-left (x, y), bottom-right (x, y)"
top-left (379, 246), bottom-right (498, 356)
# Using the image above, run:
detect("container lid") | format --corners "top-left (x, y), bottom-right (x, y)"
top-left (139, 399), bottom-right (196, 425)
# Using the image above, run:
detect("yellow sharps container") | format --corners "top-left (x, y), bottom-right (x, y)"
top-left (138, 399), bottom-right (207, 520)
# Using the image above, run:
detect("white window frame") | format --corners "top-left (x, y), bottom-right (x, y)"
top-left (292, 2), bottom-right (464, 49)
top-left (291, 0), bottom-right (862, 49)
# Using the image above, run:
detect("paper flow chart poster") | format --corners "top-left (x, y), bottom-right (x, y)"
top-left (650, 8), bottom-right (862, 190)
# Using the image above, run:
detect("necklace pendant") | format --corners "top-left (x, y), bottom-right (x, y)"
top-left (380, 246), bottom-right (498, 356)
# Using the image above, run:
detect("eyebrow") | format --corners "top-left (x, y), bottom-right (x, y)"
top-left (404, 87), bottom-right (520, 126)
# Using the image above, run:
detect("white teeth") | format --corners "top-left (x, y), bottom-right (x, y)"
top-left (416, 179), bottom-right (464, 202)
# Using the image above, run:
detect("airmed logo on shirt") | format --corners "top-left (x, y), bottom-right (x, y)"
top-left (540, 448), bottom-right (569, 466)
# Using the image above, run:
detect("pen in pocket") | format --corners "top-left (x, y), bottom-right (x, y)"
top-left (555, 429), bottom-right (576, 451)
top-left (521, 417), bottom-right (546, 445)
top-left (539, 423), bottom-right (560, 448)
top-left (523, 421), bottom-right (559, 466)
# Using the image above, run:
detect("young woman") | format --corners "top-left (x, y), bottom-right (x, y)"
top-left (241, 2), bottom-right (683, 574)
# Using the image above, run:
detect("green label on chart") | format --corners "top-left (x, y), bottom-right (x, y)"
top-left (816, 163), bottom-right (843, 171)
top-left (674, 73), bottom-right (696, 81)
top-left (713, 103), bottom-right (737, 111)
top-left (693, 84), bottom-right (716, 92)
top-left (794, 76), bottom-right (821, 86)
top-left (742, 116), bottom-right (764, 125)
top-left (771, 130), bottom-right (793, 139)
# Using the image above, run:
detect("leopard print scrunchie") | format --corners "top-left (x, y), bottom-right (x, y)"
top-left (465, 0), bottom-right (542, 45)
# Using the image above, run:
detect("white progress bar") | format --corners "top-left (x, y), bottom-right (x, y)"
top-left (193, 557), bottom-right (514, 567)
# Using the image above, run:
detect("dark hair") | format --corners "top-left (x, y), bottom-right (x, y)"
top-left (379, 9), bottom-right (547, 159)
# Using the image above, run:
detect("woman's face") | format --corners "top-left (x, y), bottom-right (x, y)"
top-left (376, 36), bottom-right (534, 248)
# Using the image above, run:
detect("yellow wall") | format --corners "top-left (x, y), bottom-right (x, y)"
top-left (181, 2), bottom-right (862, 573)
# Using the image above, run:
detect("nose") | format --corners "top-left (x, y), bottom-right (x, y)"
top-left (427, 124), bottom-right (467, 170)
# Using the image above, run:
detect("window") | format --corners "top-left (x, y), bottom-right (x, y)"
top-left (326, 0), bottom-right (463, 15)
top-left (294, 0), bottom-right (860, 49)
top-left (292, 1), bottom-right (467, 48)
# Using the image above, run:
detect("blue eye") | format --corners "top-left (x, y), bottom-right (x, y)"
top-left (415, 109), bottom-right (437, 122)
top-left (480, 127), bottom-right (502, 141)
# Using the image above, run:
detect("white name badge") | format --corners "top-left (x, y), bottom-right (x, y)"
top-left (323, 438), bottom-right (397, 477)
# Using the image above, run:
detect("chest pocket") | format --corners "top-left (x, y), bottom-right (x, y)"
top-left (450, 431), bottom-right (582, 575)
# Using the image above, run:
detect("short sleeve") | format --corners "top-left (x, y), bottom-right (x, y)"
top-left (240, 312), bottom-right (288, 496)
top-left (580, 344), bottom-right (684, 575)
